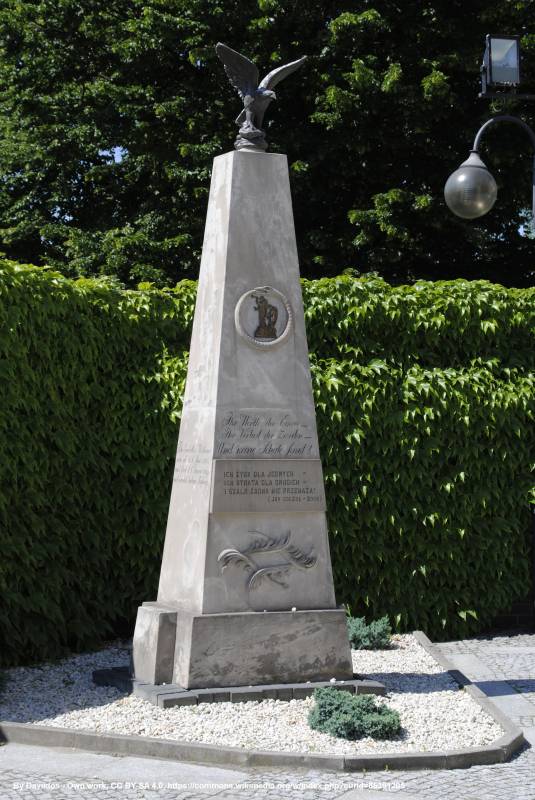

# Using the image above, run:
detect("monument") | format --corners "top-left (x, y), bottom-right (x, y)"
top-left (132, 44), bottom-right (353, 691)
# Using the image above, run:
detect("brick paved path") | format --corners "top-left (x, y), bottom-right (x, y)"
top-left (1, 632), bottom-right (534, 800)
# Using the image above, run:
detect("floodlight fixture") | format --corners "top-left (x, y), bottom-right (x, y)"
top-left (480, 33), bottom-right (535, 98)
top-left (482, 35), bottom-right (520, 89)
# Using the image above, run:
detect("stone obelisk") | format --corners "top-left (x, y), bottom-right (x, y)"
top-left (132, 44), bottom-right (352, 689)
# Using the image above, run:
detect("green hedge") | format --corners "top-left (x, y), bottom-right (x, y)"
top-left (0, 261), bottom-right (533, 666)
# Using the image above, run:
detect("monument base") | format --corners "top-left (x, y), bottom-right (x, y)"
top-left (93, 666), bottom-right (385, 707)
top-left (133, 603), bottom-right (353, 689)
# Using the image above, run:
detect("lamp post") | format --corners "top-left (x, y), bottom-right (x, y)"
top-left (445, 34), bottom-right (535, 220)
top-left (444, 115), bottom-right (535, 220)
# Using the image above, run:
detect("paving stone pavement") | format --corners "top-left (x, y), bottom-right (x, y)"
top-left (437, 630), bottom-right (535, 747)
top-left (0, 748), bottom-right (414, 800)
top-left (1, 631), bottom-right (534, 800)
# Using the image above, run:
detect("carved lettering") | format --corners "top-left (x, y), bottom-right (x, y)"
top-left (173, 442), bottom-right (211, 486)
top-left (211, 459), bottom-right (326, 512)
top-left (216, 410), bottom-right (317, 459)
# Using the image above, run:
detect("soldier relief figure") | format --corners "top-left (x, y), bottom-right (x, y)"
top-left (252, 292), bottom-right (278, 339)
top-left (235, 286), bottom-right (292, 347)
top-left (216, 42), bottom-right (307, 151)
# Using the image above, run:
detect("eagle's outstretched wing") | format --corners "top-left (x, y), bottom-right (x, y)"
top-left (216, 43), bottom-right (259, 99)
top-left (258, 56), bottom-right (307, 90)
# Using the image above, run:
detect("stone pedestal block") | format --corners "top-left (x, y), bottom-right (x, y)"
top-left (132, 605), bottom-right (177, 684)
top-left (134, 604), bottom-right (353, 689)
top-left (173, 608), bottom-right (352, 689)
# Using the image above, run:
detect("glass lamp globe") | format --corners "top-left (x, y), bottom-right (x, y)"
top-left (444, 152), bottom-right (498, 219)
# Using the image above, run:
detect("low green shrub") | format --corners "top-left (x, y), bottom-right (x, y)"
top-left (347, 616), bottom-right (392, 649)
top-left (308, 687), bottom-right (401, 740)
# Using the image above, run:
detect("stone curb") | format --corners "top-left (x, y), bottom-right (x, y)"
top-left (0, 631), bottom-right (526, 772)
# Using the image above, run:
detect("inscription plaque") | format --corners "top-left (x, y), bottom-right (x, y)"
top-left (210, 459), bottom-right (326, 512)
top-left (215, 409), bottom-right (317, 459)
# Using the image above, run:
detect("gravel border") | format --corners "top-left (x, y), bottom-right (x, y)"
top-left (0, 631), bottom-right (525, 771)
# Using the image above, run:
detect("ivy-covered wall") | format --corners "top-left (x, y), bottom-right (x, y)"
top-left (0, 261), bottom-right (533, 666)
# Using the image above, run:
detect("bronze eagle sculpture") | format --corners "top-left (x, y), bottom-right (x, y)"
top-left (215, 42), bottom-right (307, 151)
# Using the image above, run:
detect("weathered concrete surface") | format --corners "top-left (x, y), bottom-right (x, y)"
top-left (173, 608), bottom-right (353, 689)
top-left (204, 512), bottom-right (336, 614)
top-left (131, 606), bottom-right (176, 685)
top-left (133, 150), bottom-right (351, 688)
top-left (155, 150), bottom-right (335, 617)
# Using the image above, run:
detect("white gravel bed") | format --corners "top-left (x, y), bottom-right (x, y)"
top-left (0, 634), bottom-right (502, 755)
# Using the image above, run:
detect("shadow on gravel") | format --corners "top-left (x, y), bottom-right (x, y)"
top-left (0, 681), bottom-right (126, 725)
top-left (0, 647), bottom-right (131, 725)
top-left (357, 671), bottom-right (459, 694)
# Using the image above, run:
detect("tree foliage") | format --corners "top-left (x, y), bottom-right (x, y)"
top-left (1, 1), bottom-right (535, 286)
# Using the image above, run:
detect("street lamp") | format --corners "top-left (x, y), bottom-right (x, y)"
top-left (444, 151), bottom-right (497, 219)
top-left (445, 34), bottom-right (535, 221)
top-left (444, 115), bottom-right (535, 220)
